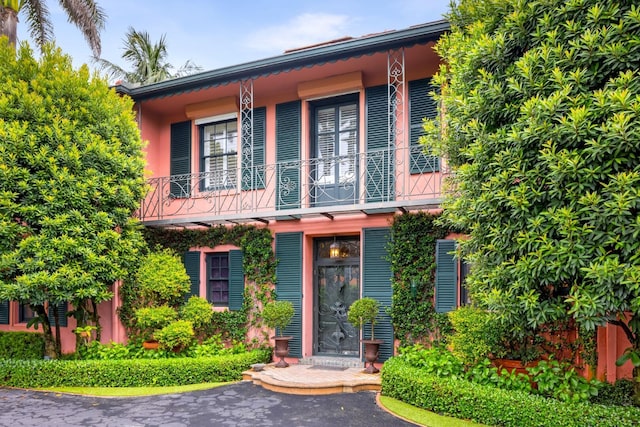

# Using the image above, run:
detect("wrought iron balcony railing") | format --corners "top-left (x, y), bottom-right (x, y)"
top-left (139, 146), bottom-right (448, 226)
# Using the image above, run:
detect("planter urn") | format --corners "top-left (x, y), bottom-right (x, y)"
top-left (362, 339), bottom-right (384, 374)
top-left (273, 336), bottom-right (293, 368)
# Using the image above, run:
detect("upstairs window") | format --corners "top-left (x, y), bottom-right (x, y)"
top-left (200, 118), bottom-right (238, 190)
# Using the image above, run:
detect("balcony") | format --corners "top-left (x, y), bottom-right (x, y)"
top-left (139, 146), bottom-right (448, 227)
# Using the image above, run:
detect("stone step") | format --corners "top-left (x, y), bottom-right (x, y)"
top-left (298, 356), bottom-right (363, 369)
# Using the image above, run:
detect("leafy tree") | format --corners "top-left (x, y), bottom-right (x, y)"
top-left (0, 40), bottom-right (147, 358)
top-left (431, 0), bottom-right (640, 402)
top-left (94, 26), bottom-right (202, 85)
top-left (0, 0), bottom-right (105, 54)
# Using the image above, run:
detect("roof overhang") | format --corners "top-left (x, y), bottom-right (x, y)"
top-left (115, 20), bottom-right (450, 102)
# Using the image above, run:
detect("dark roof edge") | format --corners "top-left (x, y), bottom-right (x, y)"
top-left (115, 20), bottom-right (450, 101)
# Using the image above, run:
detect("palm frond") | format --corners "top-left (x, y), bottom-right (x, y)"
top-left (59, 0), bottom-right (105, 56)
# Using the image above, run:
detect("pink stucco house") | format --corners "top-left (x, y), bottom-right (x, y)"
top-left (0, 19), bottom-right (632, 382)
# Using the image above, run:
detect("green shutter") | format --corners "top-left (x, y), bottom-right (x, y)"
top-left (366, 85), bottom-right (394, 203)
top-left (48, 302), bottom-right (67, 327)
top-left (275, 232), bottom-right (302, 357)
top-left (276, 101), bottom-right (301, 210)
top-left (228, 250), bottom-right (245, 311)
top-left (0, 300), bottom-right (9, 324)
top-left (170, 120), bottom-right (192, 197)
top-left (409, 78), bottom-right (440, 173)
top-left (363, 227), bottom-right (394, 361)
top-left (183, 251), bottom-right (201, 298)
top-left (435, 240), bottom-right (458, 313)
top-left (242, 107), bottom-right (266, 190)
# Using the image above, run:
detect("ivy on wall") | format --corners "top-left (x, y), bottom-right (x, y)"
top-left (120, 225), bottom-right (277, 346)
top-left (387, 212), bottom-right (451, 346)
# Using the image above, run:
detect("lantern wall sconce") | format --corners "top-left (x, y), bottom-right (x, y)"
top-left (329, 237), bottom-right (342, 258)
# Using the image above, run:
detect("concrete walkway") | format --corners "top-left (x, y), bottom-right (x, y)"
top-left (0, 381), bottom-right (413, 427)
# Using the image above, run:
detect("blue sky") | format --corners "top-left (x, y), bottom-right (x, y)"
top-left (17, 0), bottom-right (449, 74)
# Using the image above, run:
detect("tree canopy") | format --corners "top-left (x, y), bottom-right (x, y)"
top-left (432, 0), bottom-right (640, 396)
top-left (0, 0), bottom-right (105, 55)
top-left (0, 39), bottom-right (147, 357)
top-left (94, 26), bottom-right (202, 85)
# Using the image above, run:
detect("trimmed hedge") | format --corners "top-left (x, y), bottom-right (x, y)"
top-left (0, 331), bottom-right (45, 360)
top-left (0, 348), bottom-right (270, 387)
top-left (381, 357), bottom-right (640, 427)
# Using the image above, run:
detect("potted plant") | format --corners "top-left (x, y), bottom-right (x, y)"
top-left (262, 300), bottom-right (295, 368)
top-left (347, 297), bottom-right (382, 374)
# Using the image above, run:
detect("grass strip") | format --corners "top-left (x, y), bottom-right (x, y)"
top-left (35, 382), bottom-right (229, 397)
top-left (379, 395), bottom-right (488, 427)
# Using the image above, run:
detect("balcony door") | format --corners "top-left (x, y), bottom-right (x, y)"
top-left (311, 95), bottom-right (359, 206)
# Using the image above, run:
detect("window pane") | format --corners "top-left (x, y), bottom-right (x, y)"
top-left (207, 253), bottom-right (230, 305)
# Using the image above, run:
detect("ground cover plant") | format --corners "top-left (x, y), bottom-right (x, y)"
top-left (381, 351), bottom-right (640, 427)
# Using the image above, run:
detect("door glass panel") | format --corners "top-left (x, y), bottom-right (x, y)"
top-left (315, 237), bottom-right (361, 356)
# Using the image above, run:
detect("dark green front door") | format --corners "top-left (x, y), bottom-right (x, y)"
top-left (314, 237), bottom-right (360, 356)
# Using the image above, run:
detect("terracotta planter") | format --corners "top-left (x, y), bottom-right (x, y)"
top-left (142, 340), bottom-right (160, 350)
top-left (492, 358), bottom-right (537, 375)
top-left (273, 336), bottom-right (293, 368)
top-left (362, 339), bottom-right (384, 374)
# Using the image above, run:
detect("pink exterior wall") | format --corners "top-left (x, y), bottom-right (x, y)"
top-left (0, 296), bottom-right (124, 354)
top-left (596, 318), bottom-right (634, 382)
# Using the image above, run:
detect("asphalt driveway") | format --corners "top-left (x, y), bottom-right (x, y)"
top-left (0, 382), bottom-right (414, 426)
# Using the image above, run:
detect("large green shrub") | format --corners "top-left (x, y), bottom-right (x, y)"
top-left (0, 349), bottom-right (271, 387)
top-left (448, 306), bottom-right (503, 366)
top-left (0, 41), bottom-right (147, 358)
top-left (433, 0), bottom-right (640, 401)
top-left (136, 249), bottom-right (191, 307)
top-left (382, 357), bottom-right (640, 427)
top-left (0, 331), bottom-right (45, 359)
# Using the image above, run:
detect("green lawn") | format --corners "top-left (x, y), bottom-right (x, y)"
top-left (36, 382), bottom-right (228, 397)
top-left (379, 395), bottom-right (488, 427)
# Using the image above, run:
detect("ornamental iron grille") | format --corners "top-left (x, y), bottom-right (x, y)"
top-left (314, 237), bottom-right (361, 356)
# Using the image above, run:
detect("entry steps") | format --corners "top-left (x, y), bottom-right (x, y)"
top-left (298, 356), bottom-right (364, 369)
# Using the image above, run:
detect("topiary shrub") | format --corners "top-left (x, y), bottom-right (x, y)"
top-left (155, 320), bottom-right (194, 352)
top-left (134, 306), bottom-right (178, 341)
top-left (136, 249), bottom-right (191, 307)
top-left (347, 297), bottom-right (381, 341)
top-left (261, 301), bottom-right (294, 337)
top-left (180, 296), bottom-right (213, 340)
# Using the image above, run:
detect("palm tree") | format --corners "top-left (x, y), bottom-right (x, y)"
top-left (94, 26), bottom-right (202, 85)
top-left (0, 0), bottom-right (105, 55)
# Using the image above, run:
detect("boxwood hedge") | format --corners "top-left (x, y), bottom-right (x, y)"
top-left (0, 331), bottom-right (45, 360)
top-left (381, 357), bottom-right (640, 427)
top-left (0, 348), bottom-right (270, 388)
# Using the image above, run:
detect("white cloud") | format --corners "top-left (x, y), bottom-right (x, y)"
top-left (244, 13), bottom-right (352, 54)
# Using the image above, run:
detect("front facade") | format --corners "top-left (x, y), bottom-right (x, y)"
top-left (118, 20), bottom-right (462, 363)
top-left (0, 19), bottom-right (633, 380)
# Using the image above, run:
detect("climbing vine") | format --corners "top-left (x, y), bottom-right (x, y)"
top-left (120, 225), bottom-right (277, 346)
top-left (387, 212), bottom-right (449, 346)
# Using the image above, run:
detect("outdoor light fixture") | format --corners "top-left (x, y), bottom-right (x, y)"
top-left (410, 278), bottom-right (418, 298)
top-left (329, 237), bottom-right (341, 258)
